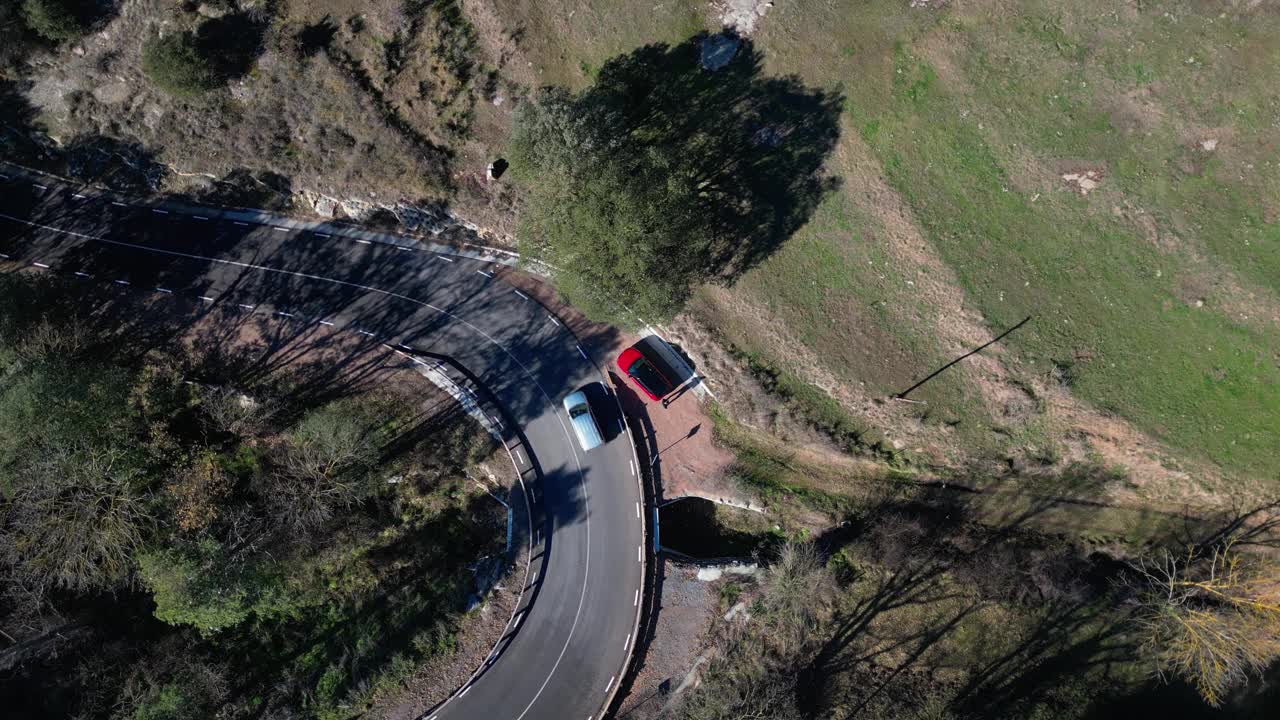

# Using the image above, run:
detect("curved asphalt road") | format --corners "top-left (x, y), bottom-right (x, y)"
top-left (0, 173), bottom-right (644, 720)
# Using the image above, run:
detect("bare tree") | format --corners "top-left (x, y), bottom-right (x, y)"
top-left (199, 385), bottom-right (278, 437)
top-left (1126, 540), bottom-right (1280, 706)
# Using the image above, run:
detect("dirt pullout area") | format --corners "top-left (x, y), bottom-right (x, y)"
top-left (615, 558), bottom-right (720, 719)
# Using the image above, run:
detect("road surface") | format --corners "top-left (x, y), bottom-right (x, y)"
top-left (0, 172), bottom-right (644, 720)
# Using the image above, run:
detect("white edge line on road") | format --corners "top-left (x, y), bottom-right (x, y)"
top-left (624, 633), bottom-right (631, 651)
top-left (32, 261), bottom-right (49, 268)
top-left (155, 287), bottom-right (172, 294)
top-left (634, 589), bottom-right (639, 606)
top-left (477, 269), bottom-right (493, 278)
top-left (635, 502), bottom-right (640, 519)
top-left (577, 344), bottom-right (588, 360)
top-left (629, 460), bottom-right (635, 476)
top-left (514, 289), bottom-right (529, 300)
top-left (151, 208), bottom-right (169, 215)
top-left (638, 545), bottom-right (642, 562)
top-left (548, 315), bottom-right (560, 326)
top-left (434, 254), bottom-right (454, 262)
top-left (605, 676), bottom-right (615, 693)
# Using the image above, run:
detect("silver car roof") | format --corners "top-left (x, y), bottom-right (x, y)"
top-left (563, 390), bottom-right (604, 451)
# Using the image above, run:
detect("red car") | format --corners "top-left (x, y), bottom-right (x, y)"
top-left (617, 346), bottom-right (676, 402)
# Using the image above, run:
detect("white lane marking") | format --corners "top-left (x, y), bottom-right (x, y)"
top-left (356, 329), bottom-right (376, 337)
top-left (0, 253), bottom-right (8, 259)
top-left (635, 502), bottom-right (640, 519)
top-left (396, 246), bottom-right (412, 252)
top-left (629, 460), bottom-right (635, 476)
top-left (624, 633), bottom-right (631, 651)
top-left (114, 279), bottom-right (130, 286)
top-left (273, 226), bottom-right (288, 232)
top-left (35, 184), bottom-right (47, 190)
top-left (634, 589), bottom-right (639, 606)
top-left (32, 261), bottom-right (50, 268)
top-left (548, 315), bottom-right (560, 326)
top-left (74, 271), bottom-right (92, 278)
top-left (618, 418), bottom-right (625, 432)
top-left (151, 208), bottom-right (169, 215)
top-left (577, 344), bottom-right (588, 360)
top-left (434, 255), bottom-right (454, 262)
top-left (605, 676), bottom-right (615, 693)
top-left (0, 173), bottom-right (8, 179)
top-left (233, 221), bottom-right (249, 226)
top-left (275, 311), bottom-right (295, 318)
top-left (194, 216), bottom-right (208, 221)
top-left (316, 232), bottom-right (331, 238)
top-left (460, 686), bottom-right (471, 697)
top-left (155, 287), bottom-right (173, 294)
top-left (198, 296), bottom-right (214, 302)
top-left (513, 289), bottom-right (529, 300)
top-left (111, 201), bottom-right (126, 207)
top-left (476, 269), bottom-right (493, 278)
top-left (318, 320), bottom-right (335, 326)
top-left (73, 193), bottom-right (86, 199)
top-left (638, 545), bottom-right (642, 562)
top-left (238, 304), bottom-right (255, 311)
top-left (0, 215), bottom-right (603, 716)
top-left (355, 239), bottom-right (372, 245)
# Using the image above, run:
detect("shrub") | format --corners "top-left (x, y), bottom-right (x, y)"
top-left (142, 31), bottom-right (223, 97)
top-left (21, 0), bottom-right (89, 42)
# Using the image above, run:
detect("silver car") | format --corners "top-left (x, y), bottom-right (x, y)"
top-left (563, 389), bottom-right (604, 451)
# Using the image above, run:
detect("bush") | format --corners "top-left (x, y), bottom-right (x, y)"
top-left (21, 0), bottom-right (89, 42)
top-left (142, 31), bottom-right (223, 97)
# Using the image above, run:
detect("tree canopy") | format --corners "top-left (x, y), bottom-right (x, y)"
top-left (508, 33), bottom-right (842, 323)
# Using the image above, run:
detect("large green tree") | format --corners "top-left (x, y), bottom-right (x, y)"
top-left (509, 34), bottom-right (841, 322)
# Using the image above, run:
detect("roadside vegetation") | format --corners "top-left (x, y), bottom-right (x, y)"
top-left (0, 274), bottom-right (503, 719)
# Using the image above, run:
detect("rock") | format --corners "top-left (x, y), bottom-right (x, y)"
top-left (700, 32), bottom-right (741, 70)
top-left (312, 194), bottom-right (338, 218)
top-left (1200, 138), bottom-right (1218, 152)
top-left (492, 94), bottom-right (504, 107)
top-left (197, 3), bottom-right (228, 18)
top-left (91, 81), bottom-right (132, 106)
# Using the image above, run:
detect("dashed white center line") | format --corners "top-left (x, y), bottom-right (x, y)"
top-left (397, 343), bottom-right (413, 351)
top-left (355, 239), bottom-right (372, 245)
top-left (273, 226), bottom-right (288, 232)
top-left (32, 261), bottom-right (50, 268)
top-left (275, 311), bottom-right (295, 318)
top-left (634, 589), bottom-right (639, 606)
top-left (318, 320), bottom-right (335, 326)
top-left (637, 545), bottom-right (642, 562)
top-left (155, 287), bottom-right (172, 294)
top-left (635, 502), bottom-right (640, 519)
top-left (355, 329), bottom-right (376, 337)
top-left (111, 201), bottom-right (126, 207)
top-left (396, 246), bottom-right (412, 252)
top-left (513, 289), bottom-right (529, 300)
top-left (238, 304), bottom-right (255, 311)
top-left (316, 232), bottom-right (331, 238)
top-left (576, 344), bottom-right (588, 360)
top-left (233, 221), bottom-right (249, 226)
top-left (434, 255), bottom-right (454, 262)
top-left (74, 271), bottom-right (92, 278)
top-left (624, 632), bottom-right (631, 651)
top-left (476, 269), bottom-right (494, 278)
top-left (73, 193), bottom-right (86, 199)
top-left (151, 208), bottom-right (169, 215)
top-left (35, 184), bottom-right (47, 190)
top-left (114, 279), bottom-right (130, 286)
top-left (548, 315), bottom-right (561, 326)
top-left (0, 253), bottom-right (8, 259)
top-left (198, 296), bottom-right (214, 302)
top-left (629, 460), bottom-right (635, 476)
top-left (194, 215), bottom-right (208, 221)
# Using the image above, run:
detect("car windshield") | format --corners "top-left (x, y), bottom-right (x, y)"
top-left (569, 402), bottom-right (590, 419)
top-left (627, 357), bottom-right (669, 395)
